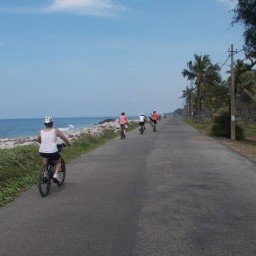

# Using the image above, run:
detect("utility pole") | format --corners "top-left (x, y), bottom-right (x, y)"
top-left (229, 44), bottom-right (236, 140)
top-left (189, 79), bottom-right (193, 119)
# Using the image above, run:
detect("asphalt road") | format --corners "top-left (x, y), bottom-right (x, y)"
top-left (1, 117), bottom-right (256, 256)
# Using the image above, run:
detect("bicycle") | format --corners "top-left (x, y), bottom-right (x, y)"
top-left (38, 143), bottom-right (66, 197)
top-left (139, 123), bottom-right (145, 135)
top-left (153, 121), bottom-right (157, 132)
top-left (120, 125), bottom-right (126, 139)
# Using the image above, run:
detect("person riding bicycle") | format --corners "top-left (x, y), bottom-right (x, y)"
top-left (119, 112), bottom-right (128, 138)
top-left (38, 117), bottom-right (70, 183)
top-left (151, 111), bottom-right (159, 125)
top-left (138, 113), bottom-right (146, 131)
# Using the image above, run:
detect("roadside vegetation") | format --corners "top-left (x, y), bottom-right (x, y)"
top-left (0, 122), bottom-right (138, 207)
top-left (182, 116), bottom-right (256, 162)
top-left (178, 1), bottom-right (256, 142)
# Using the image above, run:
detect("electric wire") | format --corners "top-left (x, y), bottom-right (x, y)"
top-left (220, 55), bottom-right (231, 71)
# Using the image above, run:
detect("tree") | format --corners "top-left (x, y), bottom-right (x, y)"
top-left (233, 0), bottom-right (256, 70)
top-left (181, 86), bottom-right (195, 118)
top-left (182, 54), bottom-right (221, 120)
top-left (203, 81), bottom-right (229, 119)
top-left (173, 108), bottom-right (183, 115)
top-left (235, 63), bottom-right (256, 120)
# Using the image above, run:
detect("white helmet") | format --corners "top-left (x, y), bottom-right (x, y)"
top-left (44, 116), bottom-right (53, 124)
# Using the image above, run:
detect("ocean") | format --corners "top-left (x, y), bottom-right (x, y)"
top-left (0, 117), bottom-right (118, 139)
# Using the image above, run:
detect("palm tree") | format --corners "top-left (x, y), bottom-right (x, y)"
top-left (181, 86), bottom-right (195, 118)
top-left (233, 60), bottom-right (256, 120)
top-left (182, 54), bottom-right (220, 120)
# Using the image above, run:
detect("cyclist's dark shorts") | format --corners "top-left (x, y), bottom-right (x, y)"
top-left (40, 152), bottom-right (61, 161)
top-left (120, 124), bottom-right (125, 130)
top-left (152, 120), bottom-right (157, 124)
top-left (139, 122), bottom-right (145, 126)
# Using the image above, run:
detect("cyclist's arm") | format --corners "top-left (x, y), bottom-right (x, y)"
top-left (56, 129), bottom-right (71, 146)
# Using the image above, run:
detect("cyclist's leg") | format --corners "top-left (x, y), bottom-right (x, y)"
top-left (50, 153), bottom-right (61, 182)
top-left (154, 120), bottom-right (157, 130)
top-left (123, 124), bottom-right (126, 135)
top-left (55, 159), bottom-right (61, 173)
top-left (39, 153), bottom-right (48, 166)
top-left (121, 124), bottom-right (126, 137)
top-left (140, 122), bottom-right (144, 131)
top-left (42, 158), bottom-right (47, 166)
top-left (46, 152), bottom-right (61, 173)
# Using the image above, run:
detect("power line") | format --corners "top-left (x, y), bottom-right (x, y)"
top-left (220, 55), bottom-right (231, 71)
top-left (235, 49), bottom-right (244, 54)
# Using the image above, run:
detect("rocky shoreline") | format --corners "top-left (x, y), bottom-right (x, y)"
top-left (0, 119), bottom-right (132, 150)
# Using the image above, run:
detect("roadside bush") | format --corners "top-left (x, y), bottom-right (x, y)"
top-left (211, 109), bottom-right (244, 140)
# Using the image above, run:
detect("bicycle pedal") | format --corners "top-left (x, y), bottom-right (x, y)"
top-left (53, 177), bottom-right (60, 184)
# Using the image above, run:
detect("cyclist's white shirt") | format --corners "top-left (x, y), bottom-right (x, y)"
top-left (39, 128), bottom-right (58, 153)
top-left (139, 115), bottom-right (146, 122)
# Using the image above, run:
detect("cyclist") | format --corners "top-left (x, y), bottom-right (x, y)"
top-left (138, 113), bottom-right (146, 132)
top-left (38, 117), bottom-right (70, 183)
top-left (151, 111), bottom-right (159, 125)
top-left (119, 112), bottom-right (128, 138)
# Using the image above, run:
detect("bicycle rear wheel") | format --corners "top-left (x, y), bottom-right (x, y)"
top-left (153, 123), bottom-right (156, 132)
top-left (140, 125), bottom-right (144, 135)
top-left (57, 158), bottom-right (66, 187)
top-left (120, 130), bottom-right (125, 139)
top-left (38, 165), bottom-right (51, 197)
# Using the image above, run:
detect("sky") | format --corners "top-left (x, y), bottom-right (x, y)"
top-left (0, 0), bottom-right (245, 118)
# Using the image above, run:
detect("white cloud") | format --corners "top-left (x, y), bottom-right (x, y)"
top-left (45, 0), bottom-right (126, 16)
top-left (215, 0), bottom-right (238, 8)
top-left (0, 0), bottom-right (127, 16)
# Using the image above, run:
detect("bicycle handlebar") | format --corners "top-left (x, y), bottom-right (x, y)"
top-left (57, 143), bottom-right (67, 152)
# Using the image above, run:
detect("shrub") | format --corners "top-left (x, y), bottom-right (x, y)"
top-left (211, 109), bottom-right (244, 140)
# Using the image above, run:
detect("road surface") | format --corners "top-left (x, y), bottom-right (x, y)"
top-left (1, 117), bottom-right (256, 256)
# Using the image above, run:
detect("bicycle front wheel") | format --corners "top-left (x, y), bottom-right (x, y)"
top-left (57, 158), bottom-right (66, 187)
top-left (38, 165), bottom-right (51, 197)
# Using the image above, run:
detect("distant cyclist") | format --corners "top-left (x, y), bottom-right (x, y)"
top-left (138, 114), bottom-right (146, 132)
top-left (151, 111), bottom-right (159, 125)
top-left (38, 117), bottom-right (70, 183)
top-left (119, 112), bottom-right (128, 138)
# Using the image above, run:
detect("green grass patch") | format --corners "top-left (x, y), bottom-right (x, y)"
top-left (239, 122), bottom-right (256, 138)
top-left (0, 123), bottom-right (137, 207)
top-left (182, 117), bottom-right (256, 159)
top-left (182, 117), bottom-right (213, 134)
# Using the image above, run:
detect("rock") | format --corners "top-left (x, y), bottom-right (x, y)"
top-left (14, 138), bottom-right (26, 144)
top-left (0, 119), bottom-right (134, 150)
top-left (28, 136), bottom-right (37, 141)
top-left (98, 119), bottom-right (116, 124)
top-left (18, 142), bottom-right (37, 147)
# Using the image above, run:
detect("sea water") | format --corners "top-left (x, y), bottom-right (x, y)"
top-left (0, 117), bottom-right (117, 138)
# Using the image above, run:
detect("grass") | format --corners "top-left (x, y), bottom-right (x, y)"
top-left (182, 116), bottom-right (256, 161)
top-left (239, 122), bottom-right (256, 138)
top-left (182, 117), bottom-right (213, 134)
top-left (0, 122), bottom-right (138, 207)
top-left (182, 117), bottom-right (256, 139)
